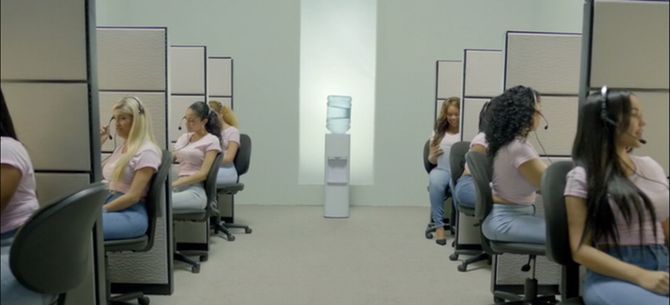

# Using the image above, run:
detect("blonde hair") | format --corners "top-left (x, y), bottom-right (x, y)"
top-left (110, 97), bottom-right (160, 182)
top-left (209, 100), bottom-right (239, 128)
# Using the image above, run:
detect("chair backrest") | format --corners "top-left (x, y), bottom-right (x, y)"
top-left (234, 133), bottom-right (252, 178)
top-left (422, 139), bottom-right (436, 173)
top-left (541, 161), bottom-right (575, 265)
top-left (143, 149), bottom-right (171, 251)
top-left (205, 153), bottom-right (223, 208)
top-left (449, 141), bottom-right (471, 186)
top-left (10, 183), bottom-right (108, 294)
top-left (465, 151), bottom-right (494, 224)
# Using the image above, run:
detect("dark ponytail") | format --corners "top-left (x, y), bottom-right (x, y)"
top-left (0, 90), bottom-right (19, 140)
top-left (188, 101), bottom-right (221, 141)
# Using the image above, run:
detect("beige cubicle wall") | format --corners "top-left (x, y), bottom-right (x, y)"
top-left (1, 0), bottom-right (104, 304)
top-left (461, 49), bottom-right (504, 142)
top-left (169, 45), bottom-right (207, 143)
top-left (434, 60), bottom-right (463, 119)
top-left (208, 57), bottom-right (234, 110)
top-left (583, 0), bottom-right (669, 175)
top-left (97, 26), bottom-right (173, 294)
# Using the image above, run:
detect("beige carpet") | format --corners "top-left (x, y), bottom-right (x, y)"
top-left (150, 205), bottom-right (494, 305)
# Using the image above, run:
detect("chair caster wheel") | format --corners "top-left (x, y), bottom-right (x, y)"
top-left (199, 255), bottom-right (208, 262)
top-left (245, 228), bottom-right (252, 234)
top-left (457, 264), bottom-right (467, 272)
top-left (449, 253), bottom-right (459, 261)
top-left (192, 265), bottom-right (200, 273)
top-left (228, 235), bottom-right (236, 241)
top-left (494, 297), bottom-right (505, 304)
top-left (425, 232), bottom-right (433, 239)
top-left (138, 296), bottom-right (150, 305)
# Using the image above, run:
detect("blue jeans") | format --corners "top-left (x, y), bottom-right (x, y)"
top-left (482, 203), bottom-right (545, 244)
top-left (584, 245), bottom-right (669, 305)
top-left (216, 165), bottom-right (238, 187)
top-left (428, 168), bottom-right (451, 227)
top-left (1, 230), bottom-right (56, 305)
top-left (172, 184), bottom-right (206, 213)
top-left (454, 175), bottom-right (476, 209)
top-left (102, 192), bottom-right (148, 240)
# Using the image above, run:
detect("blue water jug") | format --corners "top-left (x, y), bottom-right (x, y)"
top-left (326, 95), bottom-right (352, 134)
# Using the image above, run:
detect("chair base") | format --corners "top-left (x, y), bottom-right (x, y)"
top-left (212, 219), bottom-right (252, 242)
top-left (108, 292), bottom-right (150, 305)
top-left (493, 278), bottom-right (558, 305)
top-left (174, 251), bottom-right (201, 273)
top-left (424, 218), bottom-right (452, 239)
top-left (455, 251), bottom-right (490, 272)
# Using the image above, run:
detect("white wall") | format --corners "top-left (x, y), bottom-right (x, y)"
top-left (97, 0), bottom-right (584, 206)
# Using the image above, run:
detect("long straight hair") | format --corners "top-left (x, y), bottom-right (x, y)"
top-left (0, 90), bottom-right (19, 140)
top-left (189, 101), bottom-right (222, 141)
top-left (110, 97), bottom-right (160, 182)
top-left (571, 90), bottom-right (656, 248)
top-left (209, 100), bottom-right (239, 128)
top-left (432, 97), bottom-right (460, 146)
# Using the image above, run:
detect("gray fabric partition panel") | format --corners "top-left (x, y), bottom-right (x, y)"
top-left (462, 98), bottom-right (489, 142)
top-left (583, 0), bottom-right (669, 175)
top-left (527, 96), bottom-right (579, 157)
top-left (207, 57), bottom-right (233, 108)
top-left (169, 95), bottom-right (206, 143)
top-left (435, 60), bottom-right (463, 119)
top-left (97, 27), bottom-right (172, 292)
top-left (1, 0), bottom-right (103, 304)
top-left (170, 46), bottom-right (207, 95)
top-left (461, 50), bottom-right (503, 142)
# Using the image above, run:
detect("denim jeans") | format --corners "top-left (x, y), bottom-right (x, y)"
top-left (102, 192), bottom-right (148, 241)
top-left (482, 203), bottom-right (545, 244)
top-left (428, 168), bottom-right (451, 227)
top-left (454, 175), bottom-right (476, 210)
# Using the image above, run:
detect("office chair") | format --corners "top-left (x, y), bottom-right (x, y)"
top-left (212, 133), bottom-right (252, 242)
top-left (106, 150), bottom-right (171, 305)
top-left (448, 141), bottom-right (490, 272)
top-left (10, 183), bottom-right (107, 305)
top-left (541, 161), bottom-right (584, 305)
top-left (173, 152), bottom-right (222, 273)
top-left (466, 151), bottom-right (558, 304)
top-left (422, 139), bottom-right (454, 239)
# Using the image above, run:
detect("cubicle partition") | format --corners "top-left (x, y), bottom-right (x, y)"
top-left (581, 0), bottom-right (669, 175)
top-left (208, 56), bottom-right (234, 110)
top-left (434, 60), bottom-right (463, 119)
top-left (1, 0), bottom-right (104, 304)
top-left (97, 26), bottom-right (173, 295)
top-left (460, 49), bottom-right (504, 142)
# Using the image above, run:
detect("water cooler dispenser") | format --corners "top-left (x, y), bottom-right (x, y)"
top-left (324, 95), bottom-right (351, 218)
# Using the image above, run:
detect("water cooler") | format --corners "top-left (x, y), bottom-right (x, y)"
top-left (324, 95), bottom-right (351, 218)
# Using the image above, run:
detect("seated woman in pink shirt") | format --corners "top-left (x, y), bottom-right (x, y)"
top-left (172, 101), bottom-right (222, 213)
top-left (482, 86), bottom-right (547, 244)
top-left (209, 101), bottom-right (240, 186)
top-left (99, 97), bottom-right (162, 240)
top-left (565, 88), bottom-right (668, 305)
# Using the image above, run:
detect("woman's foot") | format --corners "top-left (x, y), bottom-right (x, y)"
top-left (435, 227), bottom-right (447, 246)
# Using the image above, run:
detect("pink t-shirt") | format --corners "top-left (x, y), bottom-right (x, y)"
top-left (102, 142), bottom-right (162, 196)
top-left (221, 127), bottom-right (240, 151)
top-left (491, 137), bottom-right (540, 204)
top-left (1, 137), bottom-right (39, 233)
top-left (564, 156), bottom-right (669, 246)
top-left (174, 133), bottom-right (221, 177)
top-left (464, 132), bottom-right (489, 173)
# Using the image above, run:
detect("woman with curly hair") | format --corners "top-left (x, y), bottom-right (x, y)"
top-left (482, 85), bottom-right (547, 244)
top-left (428, 97), bottom-right (460, 245)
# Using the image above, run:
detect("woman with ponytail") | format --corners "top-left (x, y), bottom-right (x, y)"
top-left (209, 100), bottom-right (240, 186)
top-left (565, 88), bottom-right (669, 304)
top-left (171, 101), bottom-right (222, 212)
top-left (99, 96), bottom-right (162, 240)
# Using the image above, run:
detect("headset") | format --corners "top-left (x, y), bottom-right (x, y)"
top-left (600, 86), bottom-right (646, 144)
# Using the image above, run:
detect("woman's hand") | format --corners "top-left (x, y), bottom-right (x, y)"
top-left (428, 144), bottom-right (443, 165)
top-left (100, 125), bottom-right (110, 144)
top-left (637, 270), bottom-right (670, 295)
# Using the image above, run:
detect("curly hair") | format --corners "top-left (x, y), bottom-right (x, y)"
top-left (484, 85), bottom-right (539, 157)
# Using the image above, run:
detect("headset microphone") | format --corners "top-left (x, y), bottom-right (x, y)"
top-left (107, 116), bottom-right (114, 140)
top-left (177, 117), bottom-right (185, 131)
top-left (630, 132), bottom-right (647, 144)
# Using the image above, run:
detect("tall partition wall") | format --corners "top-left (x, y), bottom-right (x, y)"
top-left (170, 45), bottom-right (207, 143)
top-left (434, 60), bottom-right (463, 119)
top-left (97, 27), bottom-right (173, 294)
top-left (582, 0), bottom-right (669, 175)
top-left (1, 0), bottom-right (104, 304)
top-left (460, 49), bottom-right (504, 142)
top-left (208, 57), bottom-right (234, 110)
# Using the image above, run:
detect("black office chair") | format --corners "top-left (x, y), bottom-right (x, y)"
top-left (173, 152), bottom-right (222, 273)
top-left (106, 150), bottom-right (171, 305)
top-left (212, 133), bottom-right (252, 242)
top-left (466, 152), bottom-right (558, 304)
top-left (422, 139), bottom-right (454, 239)
top-left (448, 141), bottom-right (490, 272)
top-left (10, 183), bottom-right (107, 305)
top-left (541, 161), bottom-right (584, 305)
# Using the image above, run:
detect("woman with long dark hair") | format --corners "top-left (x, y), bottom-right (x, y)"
top-left (482, 85), bottom-right (547, 244)
top-left (565, 88), bottom-right (669, 304)
top-left (172, 101), bottom-right (222, 212)
top-left (427, 97), bottom-right (460, 245)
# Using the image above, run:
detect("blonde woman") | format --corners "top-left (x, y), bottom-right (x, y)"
top-left (99, 97), bottom-right (162, 240)
top-left (428, 97), bottom-right (460, 245)
top-left (209, 100), bottom-right (240, 186)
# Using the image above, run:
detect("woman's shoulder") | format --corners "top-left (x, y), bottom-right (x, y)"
top-left (1, 137), bottom-right (29, 158)
top-left (631, 155), bottom-right (666, 177)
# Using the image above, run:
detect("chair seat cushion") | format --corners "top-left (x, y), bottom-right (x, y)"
top-left (217, 183), bottom-right (244, 195)
top-left (490, 241), bottom-right (545, 256)
top-left (105, 235), bottom-right (149, 252)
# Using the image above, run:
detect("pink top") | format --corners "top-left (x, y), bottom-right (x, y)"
top-left (102, 142), bottom-right (162, 196)
top-left (564, 155), bottom-right (669, 246)
top-left (221, 127), bottom-right (240, 151)
top-left (464, 132), bottom-right (489, 173)
top-left (174, 133), bottom-right (221, 177)
top-left (1, 137), bottom-right (39, 233)
top-left (491, 137), bottom-right (540, 204)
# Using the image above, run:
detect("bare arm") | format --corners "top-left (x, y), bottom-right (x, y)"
top-left (172, 151), bottom-right (218, 188)
top-left (462, 144), bottom-right (487, 176)
top-left (518, 158), bottom-right (547, 190)
top-left (1, 164), bottom-right (22, 213)
top-left (566, 196), bottom-right (669, 294)
top-left (222, 142), bottom-right (239, 165)
top-left (104, 167), bottom-right (155, 212)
